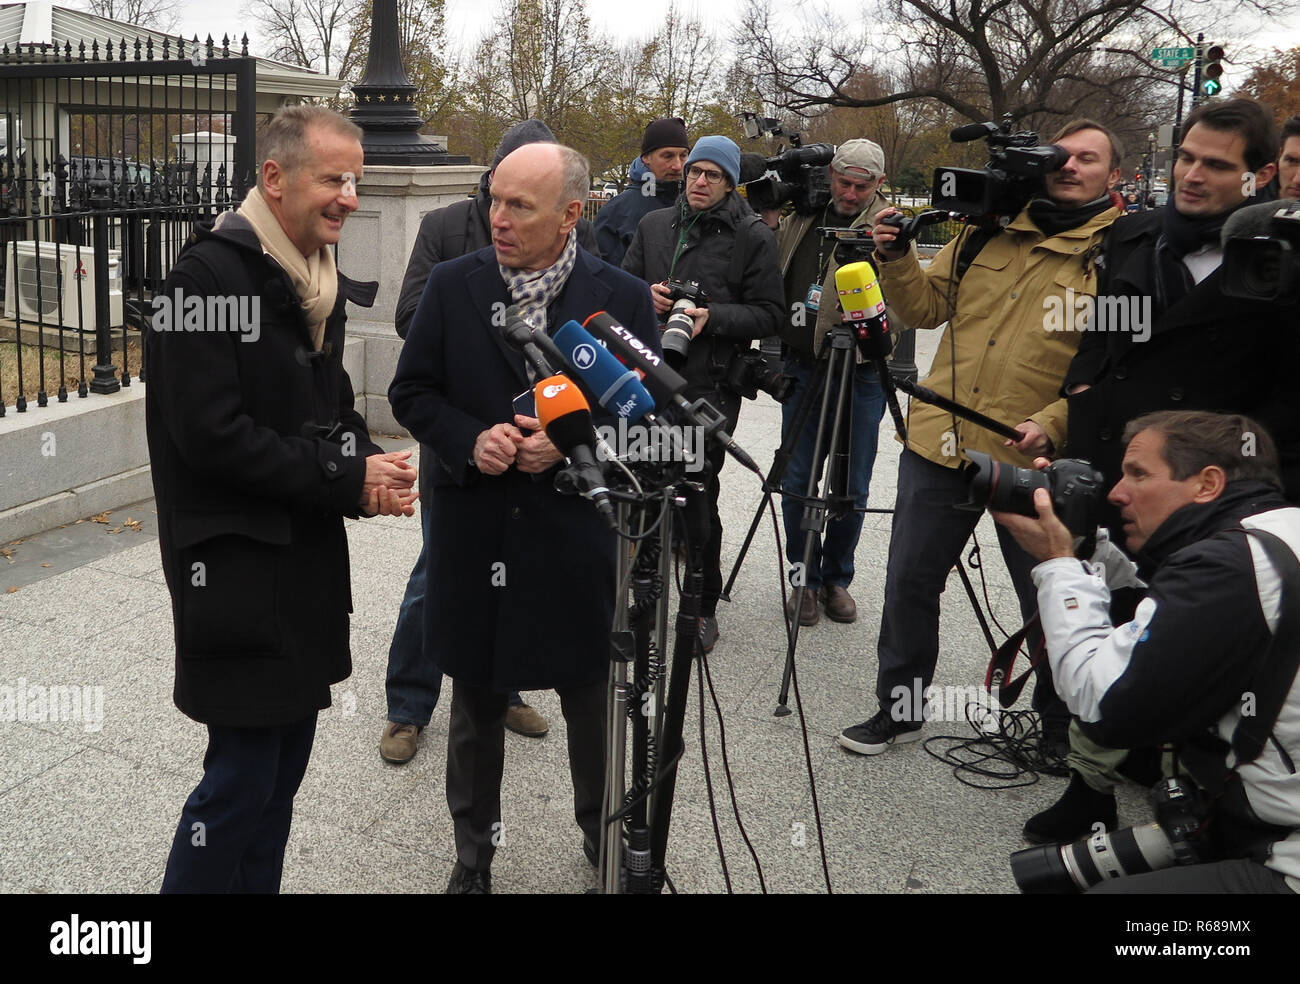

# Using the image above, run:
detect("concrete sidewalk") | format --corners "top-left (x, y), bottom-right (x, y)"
top-left (0, 329), bottom-right (1151, 894)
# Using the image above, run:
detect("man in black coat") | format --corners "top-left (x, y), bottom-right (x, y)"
top-left (593, 117), bottom-right (690, 267)
top-left (381, 120), bottom-right (601, 763)
top-left (622, 135), bottom-right (784, 651)
top-left (147, 106), bottom-right (417, 892)
top-left (1029, 97), bottom-right (1300, 846)
top-left (389, 142), bottom-right (658, 894)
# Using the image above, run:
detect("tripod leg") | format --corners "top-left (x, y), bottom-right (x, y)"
top-left (775, 342), bottom-right (858, 714)
top-left (722, 352), bottom-right (832, 601)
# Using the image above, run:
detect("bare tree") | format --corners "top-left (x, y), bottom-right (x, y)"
top-left (736, 0), bottom-right (1300, 128)
top-left (76, 0), bottom-right (182, 33)
top-left (243, 0), bottom-right (362, 77)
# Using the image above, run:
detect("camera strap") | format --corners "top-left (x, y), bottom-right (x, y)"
top-left (984, 612), bottom-right (1046, 708)
top-left (1233, 526), bottom-right (1300, 768)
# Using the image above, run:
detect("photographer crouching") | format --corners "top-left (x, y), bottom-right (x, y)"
top-left (995, 411), bottom-right (1299, 894)
top-left (623, 135), bottom-right (784, 651)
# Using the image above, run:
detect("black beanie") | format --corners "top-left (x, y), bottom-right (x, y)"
top-left (641, 118), bottom-right (690, 156)
top-left (492, 119), bottom-right (557, 169)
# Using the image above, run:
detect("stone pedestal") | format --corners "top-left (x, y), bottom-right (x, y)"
top-left (337, 163), bottom-right (486, 434)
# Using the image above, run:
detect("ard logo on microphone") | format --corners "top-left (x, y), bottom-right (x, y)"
top-left (571, 343), bottom-right (598, 370)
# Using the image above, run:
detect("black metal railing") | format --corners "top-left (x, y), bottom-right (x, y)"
top-left (0, 35), bottom-right (256, 415)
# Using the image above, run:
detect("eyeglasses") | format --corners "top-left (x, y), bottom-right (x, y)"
top-left (686, 166), bottom-right (725, 185)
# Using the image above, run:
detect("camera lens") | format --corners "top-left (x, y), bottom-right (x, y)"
top-left (661, 299), bottom-right (695, 368)
top-left (960, 450), bottom-right (1050, 515)
top-left (1011, 824), bottom-right (1180, 894)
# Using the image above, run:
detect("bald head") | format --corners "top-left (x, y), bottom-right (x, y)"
top-left (490, 142), bottom-right (587, 272)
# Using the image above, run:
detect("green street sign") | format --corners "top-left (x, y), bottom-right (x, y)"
top-left (1151, 46), bottom-right (1195, 59)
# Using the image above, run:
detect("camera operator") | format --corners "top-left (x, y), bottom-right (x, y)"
top-left (836, 119), bottom-right (1122, 757)
top-left (995, 411), bottom-right (1299, 894)
top-left (595, 118), bottom-right (690, 267)
top-left (1034, 99), bottom-right (1300, 846)
top-left (775, 139), bottom-right (898, 626)
top-left (623, 135), bottom-right (784, 651)
top-left (1279, 114), bottom-right (1300, 200)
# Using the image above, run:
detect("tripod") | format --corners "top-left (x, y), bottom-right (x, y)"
top-left (724, 316), bottom-right (906, 714)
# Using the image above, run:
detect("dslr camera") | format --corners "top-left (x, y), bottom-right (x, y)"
top-left (959, 450), bottom-right (1103, 536)
top-left (724, 350), bottom-right (795, 403)
top-left (660, 278), bottom-right (709, 368)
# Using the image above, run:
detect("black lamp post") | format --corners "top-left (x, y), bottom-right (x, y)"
top-left (349, 0), bottom-right (468, 165)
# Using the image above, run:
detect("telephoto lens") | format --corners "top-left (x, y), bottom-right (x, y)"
top-left (1011, 824), bottom-right (1180, 893)
top-left (960, 450), bottom-right (1103, 536)
top-left (660, 299), bottom-right (695, 368)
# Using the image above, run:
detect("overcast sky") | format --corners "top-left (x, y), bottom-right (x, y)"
top-left (163, 0), bottom-right (1300, 91)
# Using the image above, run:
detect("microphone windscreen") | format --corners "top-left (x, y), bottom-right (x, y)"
top-left (834, 261), bottom-right (887, 321)
top-left (950, 121), bottom-right (996, 143)
top-left (553, 320), bottom-right (655, 422)
top-left (535, 375), bottom-right (595, 455)
top-left (1222, 199), bottom-right (1300, 246)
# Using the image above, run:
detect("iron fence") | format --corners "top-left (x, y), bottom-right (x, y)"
top-left (0, 35), bottom-right (256, 415)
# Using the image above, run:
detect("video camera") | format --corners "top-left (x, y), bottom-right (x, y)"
top-left (1222, 202), bottom-right (1300, 302)
top-left (931, 116), bottom-right (1069, 221)
top-left (883, 116), bottom-right (1069, 249)
top-left (740, 112), bottom-right (833, 215)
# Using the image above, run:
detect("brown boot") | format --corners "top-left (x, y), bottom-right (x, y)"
top-left (785, 588), bottom-right (820, 626)
top-left (379, 721), bottom-right (422, 764)
top-left (820, 585), bottom-right (857, 623)
top-left (505, 702), bottom-right (550, 738)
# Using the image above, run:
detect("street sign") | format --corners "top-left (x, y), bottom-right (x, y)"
top-left (1152, 46), bottom-right (1195, 59)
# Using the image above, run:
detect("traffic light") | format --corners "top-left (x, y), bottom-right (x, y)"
top-left (1203, 43), bottom-right (1225, 96)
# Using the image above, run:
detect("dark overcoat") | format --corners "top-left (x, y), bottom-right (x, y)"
top-left (144, 215), bottom-right (382, 727)
top-left (388, 245), bottom-right (657, 691)
top-left (1063, 208), bottom-right (1300, 535)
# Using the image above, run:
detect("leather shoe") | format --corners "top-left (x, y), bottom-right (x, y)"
top-left (820, 585), bottom-right (857, 623)
top-left (379, 721), bottom-right (421, 764)
top-left (785, 588), bottom-right (820, 626)
top-left (446, 861), bottom-right (492, 894)
top-left (505, 702), bottom-right (549, 738)
top-left (1023, 770), bottom-right (1118, 845)
top-left (698, 616), bottom-right (719, 653)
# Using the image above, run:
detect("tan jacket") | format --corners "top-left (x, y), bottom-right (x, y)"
top-left (776, 192), bottom-right (905, 359)
top-left (876, 205), bottom-right (1120, 470)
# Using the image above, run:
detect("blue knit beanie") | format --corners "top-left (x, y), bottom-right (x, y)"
top-left (686, 136), bottom-right (741, 186)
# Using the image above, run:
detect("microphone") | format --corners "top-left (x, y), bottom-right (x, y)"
top-left (1221, 199), bottom-right (1300, 244)
top-left (534, 374), bottom-right (617, 529)
top-left (500, 304), bottom-right (560, 379)
top-left (835, 260), bottom-right (909, 440)
top-left (580, 311), bottom-right (689, 408)
top-left (833, 260), bottom-right (890, 360)
top-left (582, 311), bottom-right (762, 476)
top-left (950, 121), bottom-right (999, 143)
top-left (552, 319), bottom-right (657, 422)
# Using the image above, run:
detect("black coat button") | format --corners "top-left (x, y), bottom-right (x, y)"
top-left (1170, 388), bottom-right (1184, 402)
top-left (1099, 427), bottom-right (1112, 441)
top-left (1114, 367), bottom-right (1127, 380)
top-left (326, 461), bottom-right (338, 473)
top-left (511, 507), bottom-right (522, 519)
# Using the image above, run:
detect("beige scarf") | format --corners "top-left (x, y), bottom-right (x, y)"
top-left (231, 186), bottom-right (338, 351)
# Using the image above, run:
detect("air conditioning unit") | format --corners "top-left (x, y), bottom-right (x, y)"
top-left (3, 241), bottom-right (123, 331)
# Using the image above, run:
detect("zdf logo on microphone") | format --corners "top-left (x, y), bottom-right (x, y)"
top-left (542, 383), bottom-right (569, 399)
top-left (571, 343), bottom-right (597, 369)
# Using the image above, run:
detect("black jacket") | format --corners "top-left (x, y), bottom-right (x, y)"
top-left (621, 192), bottom-right (783, 400)
top-left (593, 172), bottom-right (683, 269)
top-left (145, 214), bottom-right (382, 727)
top-left (1063, 208), bottom-right (1300, 535)
top-left (388, 246), bottom-right (659, 691)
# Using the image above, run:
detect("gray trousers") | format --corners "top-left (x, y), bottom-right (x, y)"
top-left (446, 677), bottom-right (606, 871)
